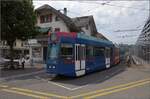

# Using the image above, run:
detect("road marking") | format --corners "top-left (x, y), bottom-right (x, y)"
top-left (35, 76), bottom-right (48, 82)
top-left (1, 78), bottom-right (150, 99)
top-left (48, 81), bottom-right (73, 90)
top-left (85, 81), bottom-right (150, 99)
top-left (35, 76), bottom-right (89, 91)
top-left (48, 81), bottom-right (89, 91)
top-left (0, 70), bottom-right (44, 82)
top-left (71, 85), bottom-right (89, 91)
top-left (35, 76), bottom-right (73, 90)
top-left (0, 84), bottom-right (8, 88)
top-left (2, 89), bottom-right (49, 99)
top-left (71, 78), bottom-right (150, 98)
top-left (11, 87), bottom-right (67, 99)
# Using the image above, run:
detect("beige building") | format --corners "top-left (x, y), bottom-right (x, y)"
top-left (0, 39), bottom-right (29, 58)
top-left (35, 4), bottom-right (98, 36)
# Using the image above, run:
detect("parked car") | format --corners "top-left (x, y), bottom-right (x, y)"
top-left (0, 56), bottom-right (5, 66)
top-left (0, 56), bottom-right (20, 69)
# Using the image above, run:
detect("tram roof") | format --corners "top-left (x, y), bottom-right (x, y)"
top-left (54, 32), bottom-right (114, 47)
top-left (77, 33), bottom-right (113, 47)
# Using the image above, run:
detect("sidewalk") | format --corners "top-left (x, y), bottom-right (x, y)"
top-left (0, 63), bottom-right (45, 79)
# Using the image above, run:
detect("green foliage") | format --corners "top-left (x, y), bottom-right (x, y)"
top-left (1, 0), bottom-right (39, 67)
top-left (1, 0), bottom-right (39, 45)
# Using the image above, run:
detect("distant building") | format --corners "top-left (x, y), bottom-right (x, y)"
top-left (135, 15), bottom-right (150, 63)
top-left (0, 39), bottom-right (29, 58)
top-left (72, 15), bottom-right (97, 36)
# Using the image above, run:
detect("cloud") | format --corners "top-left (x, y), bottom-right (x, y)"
top-left (33, 0), bottom-right (149, 44)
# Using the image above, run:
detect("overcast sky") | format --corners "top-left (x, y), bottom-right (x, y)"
top-left (33, 0), bottom-right (149, 44)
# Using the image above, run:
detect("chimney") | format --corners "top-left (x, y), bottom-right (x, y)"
top-left (64, 8), bottom-right (67, 15)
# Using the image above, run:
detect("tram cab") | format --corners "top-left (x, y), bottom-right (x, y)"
top-left (46, 32), bottom-right (79, 77)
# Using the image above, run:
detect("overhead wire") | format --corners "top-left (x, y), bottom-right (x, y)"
top-left (77, 1), bottom-right (150, 12)
top-left (114, 29), bottom-right (143, 32)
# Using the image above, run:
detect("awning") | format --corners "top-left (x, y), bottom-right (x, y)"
top-left (38, 27), bottom-right (49, 33)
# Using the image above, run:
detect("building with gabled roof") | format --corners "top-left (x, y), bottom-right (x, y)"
top-left (35, 4), bottom-right (81, 33)
top-left (30, 4), bottom-right (110, 63)
top-left (72, 15), bottom-right (97, 36)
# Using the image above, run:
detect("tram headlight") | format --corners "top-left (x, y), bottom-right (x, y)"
top-left (48, 65), bottom-right (55, 69)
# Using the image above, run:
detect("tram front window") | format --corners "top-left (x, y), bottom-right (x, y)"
top-left (48, 44), bottom-right (59, 60)
top-left (61, 44), bottom-right (73, 59)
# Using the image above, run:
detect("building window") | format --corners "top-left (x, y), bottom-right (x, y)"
top-left (14, 42), bottom-right (16, 46)
top-left (40, 16), bottom-right (44, 23)
top-left (86, 25), bottom-right (89, 30)
top-left (55, 16), bottom-right (60, 21)
top-left (40, 14), bottom-right (52, 23)
top-left (49, 27), bottom-right (53, 32)
top-left (54, 28), bottom-right (60, 32)
top-left (32, 47), bottom-right (42, 58)
top-left (21, 42), bottom-right (23, 47)
top-left (47, 14), bottom-right (52, 22)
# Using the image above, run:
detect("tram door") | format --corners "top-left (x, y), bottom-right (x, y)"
top-left (75, 44), bottom-right (86, 76)
top-left (105, 47), bottom-right (111, 68)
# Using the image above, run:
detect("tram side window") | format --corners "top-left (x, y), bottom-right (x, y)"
top-left (94, 47), bottom-right (105, 56)
top-left (61, 43), bottom-right (73, 59)
top-left (105, 48), bottom-right (110, 58)
top-left (79, 46), bottom-right (85, 60)
top-left (86, 46), bottom-right (93, 57)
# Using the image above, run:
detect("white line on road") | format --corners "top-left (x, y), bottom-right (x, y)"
top-left (48, 81), bottom-right (88, 91)
top-left (48, 81), bottom-right (73, 90)
top-left (35, 75), bottom-right (88, 91)
top-left (71, 85), bottom-right (89, 91)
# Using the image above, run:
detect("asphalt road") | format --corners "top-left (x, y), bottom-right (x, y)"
top-left (0, 62), bottom-right (150, 99)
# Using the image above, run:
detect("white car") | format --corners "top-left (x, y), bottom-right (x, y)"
top-left (0, 56), bottom-right (5, 66)
top-left (0, 56), bottom-right (20, 69)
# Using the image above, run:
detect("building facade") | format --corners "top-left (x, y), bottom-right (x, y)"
top-left (0, 39), bottom-right (29, 58)
top-left (72, 16), bottom-right (97, 36)
top-left (135, 15), bottom-right (150, 64)
top-left (36, 10), bottom-right (70, 33)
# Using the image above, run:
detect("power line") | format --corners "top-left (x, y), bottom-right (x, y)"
top-left (117, 35), bottom-right (139, 38)
top-left (114, 29), bottom-right (142, 32)
top-left (105, 3), bottom-right (149, 11)
top-left (77, 1), bottom-right (150, 12)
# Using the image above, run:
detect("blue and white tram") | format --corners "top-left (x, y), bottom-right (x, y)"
top-left (46, 32), bottom-right (119, 77)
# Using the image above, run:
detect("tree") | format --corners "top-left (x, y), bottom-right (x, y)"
top-left (1, 0), bottom-right (39, 68)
